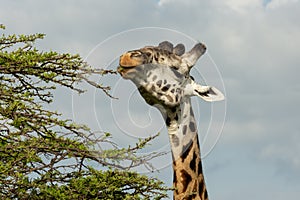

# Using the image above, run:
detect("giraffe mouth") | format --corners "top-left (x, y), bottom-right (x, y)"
top-left (117, 65), bottom-right (137, 77)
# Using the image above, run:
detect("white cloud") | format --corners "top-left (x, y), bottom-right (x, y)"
top-left (158, 0), bottom-right (196, 6)
top-left (222, 0), bottom-right (263, 13)
top-left (157, 0), bottom-right (171, 6)
top-left (260, 137), bottom-right (300, 176)
top-left (266, 0), bottom-right (299, 9)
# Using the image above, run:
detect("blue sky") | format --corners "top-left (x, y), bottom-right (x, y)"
top-left (1, 0), bottom-right (300, 199)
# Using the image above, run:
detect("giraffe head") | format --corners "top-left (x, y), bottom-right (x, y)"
top-left (119, 41), bottom-right (207, 76)
top-left (118, 41), bottom-right (224, 107)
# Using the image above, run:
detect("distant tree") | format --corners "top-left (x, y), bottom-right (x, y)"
top-left (0, 24), bottom-right (169, 200)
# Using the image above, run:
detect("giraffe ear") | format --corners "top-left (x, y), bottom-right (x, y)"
top-left (193, 85), bottom-right (225, 102)
top-left (173, 43), bottom-right (185, 56)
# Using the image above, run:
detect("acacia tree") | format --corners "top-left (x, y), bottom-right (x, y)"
top-left (0, 24), bottom-right (169, 199)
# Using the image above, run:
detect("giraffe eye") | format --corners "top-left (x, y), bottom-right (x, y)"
top-left (131, 52), bottom-right (142, 57)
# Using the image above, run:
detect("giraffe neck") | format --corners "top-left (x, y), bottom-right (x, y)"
top-left (156, 98), bottom-right (208, 200)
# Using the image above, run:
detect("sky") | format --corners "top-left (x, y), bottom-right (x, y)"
top-left (1, 0), bottom-right (300, 199)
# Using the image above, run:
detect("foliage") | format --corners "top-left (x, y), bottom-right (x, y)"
top-left (0, 24), bottom-right (170, 199)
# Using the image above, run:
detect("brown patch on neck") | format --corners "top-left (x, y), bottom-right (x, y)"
top-left (180, 169), bottom-right (192, 193)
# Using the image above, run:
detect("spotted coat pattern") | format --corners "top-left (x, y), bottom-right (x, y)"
top-left (118, 41), bottom-right (223, 200)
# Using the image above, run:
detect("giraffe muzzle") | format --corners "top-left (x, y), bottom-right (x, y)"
top-left (117, 65), bottom-right (137, 79)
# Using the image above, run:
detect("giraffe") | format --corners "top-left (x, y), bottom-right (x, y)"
top-left (117, 41), bottom-right (224, 200)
